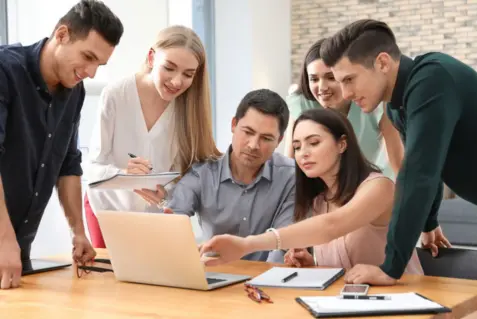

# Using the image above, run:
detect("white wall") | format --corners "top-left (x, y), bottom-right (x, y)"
top-left (214, 0), bottom-right (291, 152)
top-left (168, 0), bottom-right (193, 28)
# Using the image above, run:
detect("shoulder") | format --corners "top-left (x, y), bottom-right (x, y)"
top-left (408, 53), bottom-right (457, 86)
top-left (286, 93), bottom-right (320, 119)
top-left (0, 43), bottom-right (29, 80)
top-left (0, 43), bottom-right (27, 65)
top-left (357, 172), bottom-right (394, 193)
top-left (99, 75), bottom-right (137, 112)
top-left (187, 155), bottom-right (224, 177)
top-left (101, 74), bottom-right (136, 99)
top-left (269, 152), bottom-right (295, 178)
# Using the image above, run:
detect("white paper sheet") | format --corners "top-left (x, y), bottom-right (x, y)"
top-left (246, 267), bottom-right (344, 289)
top-left (298, 292), bottom-right (445, 315)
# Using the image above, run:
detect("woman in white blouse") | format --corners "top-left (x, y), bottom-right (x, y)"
top-left (84, 25), bottom-right (221, 248)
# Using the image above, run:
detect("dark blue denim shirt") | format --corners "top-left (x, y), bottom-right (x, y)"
top-left (0, 38), bottom-right (84, 258)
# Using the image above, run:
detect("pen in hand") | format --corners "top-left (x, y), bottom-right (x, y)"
top-left (281, 271), bottom-right (298, 283)
top-left (128, 153), bottom-right (153, 172)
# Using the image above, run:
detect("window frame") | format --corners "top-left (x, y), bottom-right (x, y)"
top-left (192, 0), bottom-right (216, 139)
top-left (0, 0), bottom-right (8, 45)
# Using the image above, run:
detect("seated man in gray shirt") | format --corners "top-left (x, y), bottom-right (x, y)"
top-left (164, 89), bottom-right (295, 262)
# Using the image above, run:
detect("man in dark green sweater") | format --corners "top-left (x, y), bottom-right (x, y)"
top-left (320, 19), bottom-right (477, 285)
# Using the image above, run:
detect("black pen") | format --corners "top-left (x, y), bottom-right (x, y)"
top-left (341, 295), bottom-right (390, 300)
top-left (281, 271), bottom-right (298, 283)
top-left (128, 153), bottom-right (153, 171)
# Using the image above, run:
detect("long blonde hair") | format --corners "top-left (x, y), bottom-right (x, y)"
top-left (144, 25), bottom-right (221, 174)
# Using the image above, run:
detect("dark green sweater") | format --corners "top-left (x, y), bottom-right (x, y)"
top-left (384, 54), bottom-right (477, 279)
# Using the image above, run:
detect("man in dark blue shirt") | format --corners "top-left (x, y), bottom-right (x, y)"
top-left (0, 0), bottom-right (123, 289)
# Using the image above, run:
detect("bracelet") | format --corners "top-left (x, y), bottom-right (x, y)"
top-left (266, 228), bottom-right (282, 250)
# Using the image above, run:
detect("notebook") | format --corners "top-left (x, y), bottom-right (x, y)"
top-left (88, 172), bottom-right (180, 190)
top-left (296, 292), bottom-right (451, 318)
top-left (246, 267), bottom-right (344, 290)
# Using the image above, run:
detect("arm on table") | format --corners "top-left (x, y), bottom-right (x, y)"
top-left (57, 91), bottom-right (96, 264)
top-left (0, 65), bottom-right (21, 289)
top-left (201, 176), bottom-right (395, 265)
top-left (380, 64), bottom-right (461, 279)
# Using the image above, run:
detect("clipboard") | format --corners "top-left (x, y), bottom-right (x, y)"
top-left (295, 292), bottom-right (451, 318)
top-left (88, 172), bottom-right (180, 190)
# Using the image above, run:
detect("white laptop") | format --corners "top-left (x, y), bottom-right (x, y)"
top-left (96, 210), bottom-right (251, 290)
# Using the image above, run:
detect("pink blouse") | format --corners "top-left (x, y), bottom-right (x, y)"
top-left (312, 172), bottom-right (423, 275)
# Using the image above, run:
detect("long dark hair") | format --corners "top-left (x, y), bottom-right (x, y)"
top-left (295, 38), bottom-right (326, 100)
top-left (293, 108), bottom-right (381, 222)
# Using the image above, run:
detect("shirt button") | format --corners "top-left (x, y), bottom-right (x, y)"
top-left (36, 86), bottom-right (40, 91)
top-left (35, 192), bottom-right (39, 197)
top-left (41, 163), bottom-right (45, 168)
top-left (24, 220), bottom-right (28, 224)
top-left (243, 217), bottom-right (247, 221)
top-left (48, 133), bottom-right (52, 138)
top-left (49, 104), bottom-right (52, 108)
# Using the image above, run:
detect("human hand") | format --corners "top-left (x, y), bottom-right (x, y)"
top-left (284, 248), bottom-right (314, 268)
top-left (0, 231), bottom-right (21, 289)
top-left (199, 234), bottom-right (249, 266)
top-left (345, 264), bottom-right (397, 286)
top-left (134, 185), bottom-right (167, 206)
top-left (421, 226), bottom-right (451, 257)
top-left (126, 157), bottom-right (152, 175)
top-left (72, 234), bottom-right (97, 265)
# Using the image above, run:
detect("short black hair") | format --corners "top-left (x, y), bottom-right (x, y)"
top-left (54, 0), bottom-right (124, 46)
top-left (234, 89), bottom-right (290, 137)
top-left (296, 38), bottom-right (327, 101)
top-left (320, 19), bottom-right (401, 68)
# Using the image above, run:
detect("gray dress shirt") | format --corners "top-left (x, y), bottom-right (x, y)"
top-left (166, 147), bottom-right (296, 262)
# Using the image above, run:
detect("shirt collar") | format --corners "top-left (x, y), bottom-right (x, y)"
top-left (27, 37), bottom-right (72, 97)
top-left (389, 55), bottom-right (414, 110)
top-left (219, 145), bottom-right (272, 184)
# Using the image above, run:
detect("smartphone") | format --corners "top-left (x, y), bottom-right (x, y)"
top-left (340, 284), bottom-right (369, 296)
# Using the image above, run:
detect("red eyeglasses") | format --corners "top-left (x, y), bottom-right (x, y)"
top-left (244, 283), bottom-right (273, 303)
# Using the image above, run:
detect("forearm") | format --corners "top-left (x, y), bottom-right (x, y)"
top-left (381, 171), bottom-right (440, 278)
top-left (246, 215), bottom-right (334, 253)
top-left (57, 176), bottom-right (86, 236)
top-left (0, 179), bottom-right (15, 236)
top-left (423, 182), bottom-right (443, 232)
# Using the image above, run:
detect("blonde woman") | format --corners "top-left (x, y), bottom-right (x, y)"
top-left (84, 25), bottom-right (221, 247)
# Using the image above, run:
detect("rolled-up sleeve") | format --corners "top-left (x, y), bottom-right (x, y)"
top-left (166, 168), bottom-right (202, 217)
top-left (0, 66), bottom-right (10, 162)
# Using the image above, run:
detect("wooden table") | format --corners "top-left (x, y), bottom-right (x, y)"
top-left (1, 249), bottom-right (476, 318)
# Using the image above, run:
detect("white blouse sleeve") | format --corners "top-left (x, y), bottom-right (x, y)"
top-left (85, 86), bottom-right (122, 182)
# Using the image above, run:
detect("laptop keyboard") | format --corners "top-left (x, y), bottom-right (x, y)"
top-left (207, 277), bottom-right (226, 285)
